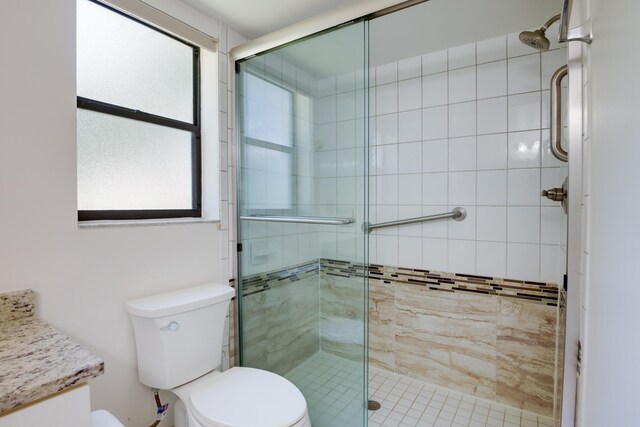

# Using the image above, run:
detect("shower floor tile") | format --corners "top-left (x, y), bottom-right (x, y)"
top-left (368, 367), bottom-right (554, 427)
top-left (285, 352), bottom-right (555, 427)
top-left (285, 351), bottom-right (366, 427)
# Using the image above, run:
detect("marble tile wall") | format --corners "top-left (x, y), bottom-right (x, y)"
top-left (496, 298), bottom-right (557, 415)
top-left (240, 259), bottom-right (562, 417)
top-left (319, 271), bottom-right (367, 362)
top-left (394, 283), bottom-right (498, 399)
top-left (241, 272), bottom-right (320, 375)
top-left (366, 274), bottom-right (562, 418)
top-left (555, 291), bottom-right (567, 422)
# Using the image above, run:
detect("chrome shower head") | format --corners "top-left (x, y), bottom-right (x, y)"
top-left (519, 29), bottom-right (550, 51)
top-left (519, 14), bottom-right (561, 52)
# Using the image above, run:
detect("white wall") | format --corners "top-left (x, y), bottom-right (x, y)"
top-left (581, 0), bottom-right (640, 424)
top-left (0, 1), bottom-right (244, 425)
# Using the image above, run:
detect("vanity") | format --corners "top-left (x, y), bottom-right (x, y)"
top-left (0, 290), bottom-right (104, 426)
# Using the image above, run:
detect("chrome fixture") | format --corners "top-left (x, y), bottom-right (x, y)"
top-left (520, 0), bottom-right (593, 51)
top-left (362, 207), bottom-right (466, 234)
top-left (519, 14), bottom-right (561, 51)
top-left (239, 215), bottom-right (354, 225)
top-left (550, 65), bottom-right (569, 162)
top-left (542, 177), bottom-right (568, 214)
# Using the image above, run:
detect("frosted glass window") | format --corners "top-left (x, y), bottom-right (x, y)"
top-left (244, 73), bottom-right (293, 147)
top-left (241, 73), bottom-right (295, 210)
top-left (77, 109), bottom-right (193, 210)
top-left (77, 0), bottom-right (194, 123)
top-left (244, 145), bottom-right (293, 209)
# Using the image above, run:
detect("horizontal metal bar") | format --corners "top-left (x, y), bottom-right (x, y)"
top-left (240, 215), bottom-right (354, 225)
top-left (363, 207), bottom-right (466, 233)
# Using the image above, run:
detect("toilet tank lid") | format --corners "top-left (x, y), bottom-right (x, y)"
top-left (125, 284), bottom-right (235, 318)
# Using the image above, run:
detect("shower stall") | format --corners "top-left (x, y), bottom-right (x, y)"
top-left (234, 1), bottom-right (570, 426)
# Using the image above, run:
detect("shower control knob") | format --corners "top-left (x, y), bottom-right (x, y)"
top-left (542, 177), bottom-right (569, 214)
top-left (542, 187), bottom-right (566, 202)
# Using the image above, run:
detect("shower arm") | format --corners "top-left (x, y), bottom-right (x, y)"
top-left (542, 14), bottom-right (561, 31)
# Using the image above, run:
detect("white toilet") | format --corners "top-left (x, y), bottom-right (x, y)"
top-left (125, 284), bottom-right (311, 427)
top-left (91, 410), bottom-right (125, 427)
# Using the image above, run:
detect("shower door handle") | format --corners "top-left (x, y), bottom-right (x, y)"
top-left (240, 215), bottom-right (354, 225)
top-left (550, 65), bottom-right (569, 162)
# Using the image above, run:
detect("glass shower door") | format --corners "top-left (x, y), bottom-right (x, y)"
top-left (236, 22), bottom-right (369, 427)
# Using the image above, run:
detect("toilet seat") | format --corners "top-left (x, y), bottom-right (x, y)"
top-left (179, 367), bottom-right (307, 427)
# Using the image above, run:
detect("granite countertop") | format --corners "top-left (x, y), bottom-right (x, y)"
top-left (0, 290), bottom-right (104, 414)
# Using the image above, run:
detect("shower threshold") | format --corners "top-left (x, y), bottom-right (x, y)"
top-left (285, 352), bottom-right (554, 427)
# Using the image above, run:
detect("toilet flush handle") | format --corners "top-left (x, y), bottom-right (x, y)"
top-left (160, 321), bottom-right (179, 332)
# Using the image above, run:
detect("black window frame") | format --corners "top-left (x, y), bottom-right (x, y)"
top-left (77, 0), bottom-right (202, 221)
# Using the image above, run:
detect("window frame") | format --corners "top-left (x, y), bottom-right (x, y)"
top-left (77, 0), bottom-right (202, 221)
top-left (241, 67), bottom-right (298, 216)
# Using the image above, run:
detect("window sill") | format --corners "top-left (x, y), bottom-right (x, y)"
top-left (78, 217), bottom-right (220, 229)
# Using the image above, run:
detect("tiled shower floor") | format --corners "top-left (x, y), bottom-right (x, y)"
top-left (285, 352), bottom-right (555, 427)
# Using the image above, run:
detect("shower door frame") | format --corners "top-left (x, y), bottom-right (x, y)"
top-left (229, 1), bottom-right (584, 425)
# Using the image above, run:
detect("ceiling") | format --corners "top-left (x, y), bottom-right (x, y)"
top-left (180, 0), bottom-right (370, 39)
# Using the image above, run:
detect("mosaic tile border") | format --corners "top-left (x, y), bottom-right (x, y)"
top-left (241, 260), bottom-right (319, 296)
top-left (322, 259), bottom-right (561, 307)
top-left (242, 259), bottom-right (562, 306)
top-left (0, 289), bottom-right (35, 323)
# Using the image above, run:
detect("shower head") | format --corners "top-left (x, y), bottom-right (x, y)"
top-left (519, 29), bottom-right (551, 51)
top-left (519, 14), bottom-right (561, 52)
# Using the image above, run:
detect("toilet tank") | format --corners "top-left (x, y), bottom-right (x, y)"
top-left (125, 284), bottom-right (235, 390)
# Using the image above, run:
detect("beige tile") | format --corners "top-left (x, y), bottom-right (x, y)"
top-left (555, 295), bottom-right (567, 421)
top-left (241, 290), bottom-right (269, 370)
top-left (369, 279), bottom-right (396, 371)
top-left (496, 298), bottom-right (556, 416)
top-left (320, 273), bottom-right (367, 361)
top-left (395, 285), bottom-right (498, 399)
top-left (266, 277), bottom-right (320, 374)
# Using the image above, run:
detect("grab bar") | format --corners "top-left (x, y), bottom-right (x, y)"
top-left (240, 215), bottom-right (354, 225)
top-left (550, 65), bottom-right (569, 162)
top-left (362, 207), bottom-right (466, 234)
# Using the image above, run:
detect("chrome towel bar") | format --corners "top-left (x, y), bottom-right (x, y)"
top-left (240, 215), bottom-right (354, 225)
top-left (362, 207), bottom-right (466, 234)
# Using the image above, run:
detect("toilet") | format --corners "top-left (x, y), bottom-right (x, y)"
top-left (125, 284), bottom-right (311, 427)
top-left (91, 410), bottom-right (124, 427)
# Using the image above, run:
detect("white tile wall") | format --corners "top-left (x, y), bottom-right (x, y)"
top-left (240, 31), bottom-right (567, 285)
top-left (369, 32), bottom-right (568, 284)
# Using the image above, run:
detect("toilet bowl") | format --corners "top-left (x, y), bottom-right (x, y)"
top-left (91, 410), bottom-right (124, 427)
top-left (126, 284), bottom-right (310, 427)
top-left (172, 368), bottom-right (311, 427)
